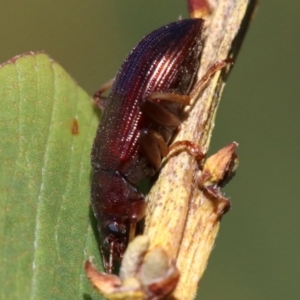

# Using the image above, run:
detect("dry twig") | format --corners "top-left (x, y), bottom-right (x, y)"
top-left (145, 1), bottom-right (257, 299)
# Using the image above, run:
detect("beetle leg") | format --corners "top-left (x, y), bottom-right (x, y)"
top-left (189, 58), bottom-right (233, 99)
top-left (146, 58), bottom-right (232, 107)
top-left (128, 199), bottom-right (147, 242)
top-left (143, 59), bottom-right (232, 125)
top-left (141, 100), bottom-right (181, 127)
top-left (139, 130), bottom-right (168, 170)
top-left (168, 140), bottom-right (205, 164)
top-left (147, 92), bottom-right (191, 106)
top-left (140, 129), bottom-right (205, 168)
top-left (93, 78), bottom-right (114, 111)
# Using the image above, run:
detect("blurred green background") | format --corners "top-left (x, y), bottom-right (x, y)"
top-left (0, 1), bottom-right (299, 299)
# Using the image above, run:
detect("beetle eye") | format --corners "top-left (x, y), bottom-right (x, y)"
top-left (105, 222), bottom-right (126, 237)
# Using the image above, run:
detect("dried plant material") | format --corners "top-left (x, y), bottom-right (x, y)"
top-left (119, 234), bottom-right (150, 280)
top-left (85, 261), bottom-right (126, 297)
top-left (85, 236), bottom-right (179, 300)
top-left (200, 142), bottom-right (239, 189)
top-left (139, 246), bottom-right (179, 299)
top-left (187, 0), bottom-right (213, 18)
top-left (199, 142), bottom-right (239, 215)
top-left (144, 1), bottom-right (257, 299)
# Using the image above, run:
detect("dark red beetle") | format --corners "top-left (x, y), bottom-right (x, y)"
top-left (91, 18), bottom-right (228, 273)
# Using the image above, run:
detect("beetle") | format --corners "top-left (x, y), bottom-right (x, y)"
top-left (91, 18), bottom-right (229, 273)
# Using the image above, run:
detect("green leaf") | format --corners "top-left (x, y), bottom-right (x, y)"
top-left (0, 52), bottom-right (104, 300)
